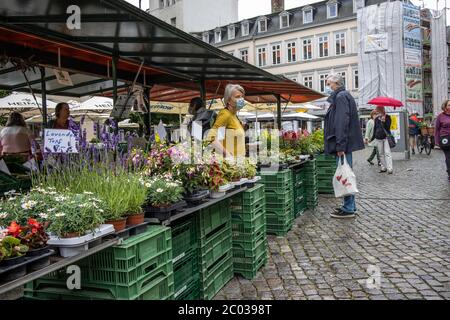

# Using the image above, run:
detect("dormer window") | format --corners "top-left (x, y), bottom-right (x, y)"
top-left (327, 1), bottom-right (338, 19)
top-left (280, 12), bottom-right (290, 29)
top-left (228, 25), bottom-right (235, 40)
top-left (241, 20), bottom-right (249, 36)
top-left (215, 29), bottom-right (222, 43)
top-left (258, 17), bottom-right (268, 33)
top-left (202, 32), bottom-right (209, 43)
top-left (302, 7), bottom-right (313, 24)
top-left (353, 0), bottom-right (365, 13)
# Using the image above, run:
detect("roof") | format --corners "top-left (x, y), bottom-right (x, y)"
top-left (197, 0), bottom-right (387, 47)
top-left (0, 0), bottom-right (322, 104)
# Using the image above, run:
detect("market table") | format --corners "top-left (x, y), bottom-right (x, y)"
top-left (0, 236), bottom-right (120, 295)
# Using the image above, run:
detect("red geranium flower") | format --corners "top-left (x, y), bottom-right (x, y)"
top-left (7, 221), bottom-right (21, 237)
top-left (28, 218), bottom-right (41, 229)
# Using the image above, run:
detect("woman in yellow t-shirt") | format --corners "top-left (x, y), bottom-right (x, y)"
top-left (207, 84), bottom-right (246, 159)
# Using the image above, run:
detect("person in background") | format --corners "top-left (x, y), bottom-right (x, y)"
top-left (324, 73), bottom-right (365, 219)
top-left (365, 110), bottom-right (381, 166)
top-left (0, 112), bottom-right (40, 162)
top-left (434, 100), bottom-right (450, 182)
top-left (409, 112), bottom-right (420, 155)
top-left (373, 106), bottom-right (393, 174)
top-left (207, 84), bottom-right (246, 159)
top-left (188, 97), bottom-right (206, 120)
top-left (48, 102), bottom-right (70, 129)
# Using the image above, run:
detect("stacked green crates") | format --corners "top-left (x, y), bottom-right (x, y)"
top-left (24, 226), bottom-right (174, 300)
top-left (300, 159), bottom-right (319, 209)
top-left (260, 169), bottom-right (294, 236)
top-left (196, 199), bottom-right (233, 300)
top-left (230, 184), bottom-right (267, 279)
top-left (316, 154), bottom-right (337, 194)
top-left (292, 168), bottom-right (307, 218)
top-left (171, 216), bottom-right (199, 300)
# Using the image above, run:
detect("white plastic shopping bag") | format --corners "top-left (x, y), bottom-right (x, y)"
top-left (333, 155), bottom-right (359, 198)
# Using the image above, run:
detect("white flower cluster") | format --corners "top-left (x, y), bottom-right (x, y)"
top-left (21, 200), bottom-right (38, 210)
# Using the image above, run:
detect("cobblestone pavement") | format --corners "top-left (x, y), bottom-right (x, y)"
top-left (216, 149), bottom-right (450, 300)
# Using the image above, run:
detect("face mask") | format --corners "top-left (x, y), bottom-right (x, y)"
top-left (235, 98), bottom-right (246, 110)
top-left (324, 86), bottom-right (333, 95)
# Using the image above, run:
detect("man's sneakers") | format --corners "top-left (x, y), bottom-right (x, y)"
top-left (330, 208), bottom-right (356, 219)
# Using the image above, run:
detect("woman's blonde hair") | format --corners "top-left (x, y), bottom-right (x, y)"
top-left (223, 84), bottom-right (245, 107)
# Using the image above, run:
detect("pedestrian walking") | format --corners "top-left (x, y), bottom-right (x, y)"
top-left (409, 112), bottom-right (420, 155)
top-left (365, 110), bottom-right (381, 166)
top-left (434, 100), bottom-right (450, 182)
top-left (373, 106), bottom-right (394, 174)
top-left (324, 73), bottom-right (365, 218)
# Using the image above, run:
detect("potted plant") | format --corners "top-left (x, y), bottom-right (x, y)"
top-left (0, 234), bottom-right (29, 266)
top-left (207, 162), bottom-right (230, 198)
top-left (46, 193), bottom-right (105, 238)
top-left (178, 164), bottom-right (209, 203)
top-left (122, 174), bottom-right (148, 226)
top-left (143, 176), bottom-right (185, 219)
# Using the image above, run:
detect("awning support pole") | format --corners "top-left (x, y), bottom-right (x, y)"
top-left (199, 80), bottom-right (206, 108)
top-left (112, 56), bottom-right (118, 107)
top-left (144, 86), bottom-right (152, 138)
top-left (276, 94), bottom-right (282, 130)
top-left (40, 67), bottom-right (48, 128)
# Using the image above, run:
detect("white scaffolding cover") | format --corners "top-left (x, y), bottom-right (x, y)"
top-left (358, 1), bottom-right (405, 109)
top-left (431, 9), bottom-right (448, 116)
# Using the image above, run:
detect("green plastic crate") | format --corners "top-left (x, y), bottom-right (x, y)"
top-left (199, 223), bottom-right (232, 270)
top-left (234, 245), bottom-right (268, 279)
top-left (232, 209), bottom-right (266, 240)
top-left (173, 250), bottom-right (199, 296)
top-left (265, 193), bottom-right (292, 206)
top-left (260, 169), bottom-right (291, 182)
top-left (197, 200), bottom-right (231, 238)
top-left (266, 223), bottom-right (293, 236)
top-left (265, 203), bottom-right (293, 215)
top-left (233, 234), bottom-right (267, 260)
top-left (200, 251), bottom-right (234, 300)
top-left (171, 216), bottom-right (198, 263)
top-left (230, 196), bottom-right (265, 215)
top-left (238, 184), bottom-right (265, 203)
top-left (266, 212), bottom-right (292, 226)
top-left (26, 264), bottom-right (174, 300)
top-left (175, 277), bottom-right (201, 300)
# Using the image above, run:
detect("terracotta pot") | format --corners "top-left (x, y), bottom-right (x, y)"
top-left (62, 232), bottom-right (81, 238)
top-left (105, 218), bottom-right (127, 232)
top-left (126, 213), bottom-right (145, 226)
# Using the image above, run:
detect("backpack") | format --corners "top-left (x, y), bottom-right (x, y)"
top-left (187, 109), bottom-right (217, 138)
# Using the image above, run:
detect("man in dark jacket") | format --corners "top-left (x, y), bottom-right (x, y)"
top-left (324, 73), bottom-right (365, 218)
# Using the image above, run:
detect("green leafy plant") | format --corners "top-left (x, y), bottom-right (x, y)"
top-left (177, 164), bottom-right (208, 195)
top-left (143, 176), bottom-right (184, 207)
top-left (0, 235), bottom-right (29, 262)
top-left (205, 162), bottom-right (228, 191)
top-left (244, 159), bottom-right (257, 179)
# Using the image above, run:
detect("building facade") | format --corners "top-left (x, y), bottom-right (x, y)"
top-left (196, 0), bottom-right (387, 100)
top-left (147, 0), bottom-right (239, 33)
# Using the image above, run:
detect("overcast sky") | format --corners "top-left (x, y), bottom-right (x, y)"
top-left (127, 0), bottom-right (449, 24)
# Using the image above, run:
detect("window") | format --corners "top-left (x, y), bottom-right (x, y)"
top-left (335, 32), bottom-right (346, 55)
top-left (303, 75), bottom-right (313, 89)
top-left (240, 49), bottom-right (249, 62)
top-left (337, 71), bottom-right (346, 87)
top-left (257, 46), bottom-right (267, 67)
top-left (280, 13), bottom-right (289, 29)
top-left (241, 21), bottom-right (249, 36)
top-left (159, 0), bottom-right (165, 8)
top-left (228, 25), bottom-right (235, 40)
top-left (353, 0), bottom-right (365, 13)
top-left (286, 41), bottom-right (297, 63)
top-left (170, 17), bottom-right (176, 27)
top-left (318, 35), bottom-right (329, 58)
top-left (215, 30), bottom-right (221, 43)
top-left (327, 2), bottom-right (338, 19)
top-left (258, 18), bottom-right (267, 33)
top-left (302, 38), bottom-right (312, 60)
top-left (353, 69), bottom-right (359, 89)
top-left (319, 73), bottom-right (329, 92)
top-left (286, 74), bottom-right (298, 82)
top-left (172, 0), bottom-right (176, 5)
top-left (303, 8), bottom-right (313, 24)
top-left (166, 0), bottom-right (170, 7)
top-left (202, 32), bottom-right (209, 43)
top-left (272, 44), bottom-right (281, 65)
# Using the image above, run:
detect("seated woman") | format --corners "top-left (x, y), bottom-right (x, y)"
top-left (48, 102), bottom-right (70, 129)
top-left (0, 112), bottom-right (40, 162)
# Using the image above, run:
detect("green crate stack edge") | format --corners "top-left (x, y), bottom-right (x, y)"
top-left (315, 154), bottom-right (337, 194)
top-left (300, 159), bottom-right (319, 210)
top-left (259, 169), bottom-right (294, 236)
top-left (24, 226), bottom-right (174, 300)
top-left (230, 184), bottom-right (268, 280)
top-left (171, 215), bottom-right (200, 300)
top-left (196, 199), bottom-right (234, 300)
top-left (292, 168), bottom-right (307, 218)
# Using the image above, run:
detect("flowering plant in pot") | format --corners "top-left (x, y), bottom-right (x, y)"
top-left (121, 174), bottom-right (148, 226)
top-left (143, 176), bottom-right (184, 209)
top-left (0, 233), bottom-right (29, 264)
top-left (46, 193), bottom-right (105, 238)
top-left (177, 164), bottom-right (208, 196)
top-left (206, 162), bottom-right (230, 198)
top-left (9, 219), bottom-right (50, 256)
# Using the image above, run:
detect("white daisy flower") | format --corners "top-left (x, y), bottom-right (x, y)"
top-left (156, 188), bottom-right (164, 193)
top-left (55, 213), bottom-right (66, 217)
top-left (38, 213), bottom-right (48, 219)
top-left (0, 212), bottom-right (8, 219)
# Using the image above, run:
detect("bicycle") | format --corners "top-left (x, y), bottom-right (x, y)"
top-left (417, 127), bottom-right (434, 155)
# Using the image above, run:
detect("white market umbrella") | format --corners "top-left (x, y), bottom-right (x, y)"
top-left (0, 92), bottom-right (56, 112)
top-left (286, 103), bottom-right (322, 111)
top-left (73, 96), bottom-right (113, 112)
top-left (282, 112), bottom-right (320, 120)
top-left (246, 112), bottom-right (275, 121)
top-left (118, 119), bottom-right (139, 128)
top-left (237, 111), bottom-right (256, 118)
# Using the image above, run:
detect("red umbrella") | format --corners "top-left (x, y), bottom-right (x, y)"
top-left (368, 97), bottom-right (404, 107)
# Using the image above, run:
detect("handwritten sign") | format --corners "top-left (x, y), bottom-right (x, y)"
top-left (44, 129), bottom-right (78, 153)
